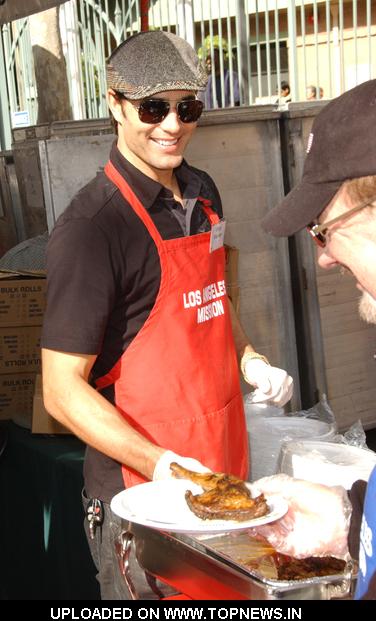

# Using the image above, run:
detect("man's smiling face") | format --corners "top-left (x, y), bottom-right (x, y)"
top-left (111, 90), bottom-right (198, 181)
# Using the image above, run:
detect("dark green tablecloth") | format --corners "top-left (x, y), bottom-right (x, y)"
top-left (0, 421), bottom-right (100, 600)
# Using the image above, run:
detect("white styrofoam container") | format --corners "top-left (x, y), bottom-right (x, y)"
top-left (246, 403), bottom-right (335, 481)
top-left (279, 440), bottom-right (376, 489)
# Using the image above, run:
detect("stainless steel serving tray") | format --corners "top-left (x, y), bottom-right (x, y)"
top-left (129, 522), bottom-right (356, 600)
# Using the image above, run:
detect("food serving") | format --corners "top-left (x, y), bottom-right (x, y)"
top-left (240, 546), bottom-right (347, 581)
top-left (170, 462), bottom-right (269, 521)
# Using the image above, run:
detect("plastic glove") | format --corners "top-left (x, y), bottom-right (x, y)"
top-left (243, 358), bottom-right (293, 407)
top-left (250, 473), bottom-right (352, 559)
top-left (153, 450), bottom-right (211, 481)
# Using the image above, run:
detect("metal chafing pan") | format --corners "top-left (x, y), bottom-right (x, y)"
top-left (123, 523), bottom-right (356, 600)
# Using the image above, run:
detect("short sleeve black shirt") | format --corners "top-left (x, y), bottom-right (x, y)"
top-left (41, 142), bottom-right (223, 502)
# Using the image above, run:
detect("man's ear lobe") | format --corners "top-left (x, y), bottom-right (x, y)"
top-left (107, 89), bottom-right (125, 123)
top-left (107, 89), bottom-right (118, 111)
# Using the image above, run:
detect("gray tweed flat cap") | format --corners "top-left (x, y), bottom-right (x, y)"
top-left (107, 30), bottom-right (208, 99)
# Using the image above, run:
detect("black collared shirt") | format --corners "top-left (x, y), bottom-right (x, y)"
top-left (41, 142), bottom-right (222, 501)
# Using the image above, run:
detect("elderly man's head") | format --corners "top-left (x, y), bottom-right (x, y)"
top-left (306, 85), bottom-right (317, 100)
top-left (313, 178), bottom-right (376, 323)
top-left (306, 85), bottom-right (324, 100)
top-left (262, 80), bottom-right (376, 323)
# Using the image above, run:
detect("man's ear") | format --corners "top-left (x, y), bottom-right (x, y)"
top-left (107, 89), bottom-right (125, 125)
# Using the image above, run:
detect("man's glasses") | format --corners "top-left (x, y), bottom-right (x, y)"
top-left (307, 195), bottom-right (376, 248)
top-left (130, 97), bottom-right (204, 124)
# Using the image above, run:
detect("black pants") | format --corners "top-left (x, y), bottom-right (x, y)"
top-left (82, 490), bottom-right (171, 600)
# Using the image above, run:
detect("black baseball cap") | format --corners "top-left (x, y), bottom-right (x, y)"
top-left (262, 79), bottom-right (376, 236)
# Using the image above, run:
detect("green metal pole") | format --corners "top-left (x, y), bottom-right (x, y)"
top-left (236, 0), bottom-right (249, 105)
top-left (0, 33), bottom-right (12, 150)
top-left (286, 0), bottom-right (298, 101)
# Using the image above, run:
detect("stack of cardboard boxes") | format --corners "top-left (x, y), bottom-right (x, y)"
top-left (0, 272), bottom-right (45, 427)
top-left (0, 271), bottom-right (67, 433)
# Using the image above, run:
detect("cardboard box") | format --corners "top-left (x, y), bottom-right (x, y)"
top-left (0, 273), bottom-right (45, 383)
top-left (224, 245), bottom-right (239, 287)
top-left (0, 325), bottom-right (41, 374)
top-left (0, 372), bottom-right (36, 422)
top-left (32, 374), bottom-right (70, 434)
top-left (0, 275), bottom-right (46, 327)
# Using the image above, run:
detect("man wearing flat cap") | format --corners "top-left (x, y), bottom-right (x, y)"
top-left (261, 79), bottom-right (376, 599)
top-left (41, 30), bottom-right (292, 598)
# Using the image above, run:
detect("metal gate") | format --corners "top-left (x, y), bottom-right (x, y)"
top-left (1, 0), bottom-right (375, 149)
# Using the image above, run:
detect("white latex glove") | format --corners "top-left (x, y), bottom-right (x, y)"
top-left (251, 473), bottom-right (352, 559)
top-left (153, 450), bottom-right (211, 481)
top-left (243, 358), bottom-right (293, 407)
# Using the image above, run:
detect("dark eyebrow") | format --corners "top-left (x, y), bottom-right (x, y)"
top-left (113, 90), bottom-right (126, 100)
top-left (143, 95), bottom-right (196, 102)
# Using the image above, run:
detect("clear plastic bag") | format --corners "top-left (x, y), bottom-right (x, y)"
top-left (250, 473), bottom-right (352, 559)
top-left (245, 394), bottom-right (337, 481)
top-left (278, 415), bottom-right (376, 489)
top-left (335, 419), bottom-right (368, 449)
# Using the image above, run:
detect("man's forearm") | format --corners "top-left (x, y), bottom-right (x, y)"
top-left (42, 350), bottom-right (164, 480)
top-left (228, 298), bottom-right (256, 361)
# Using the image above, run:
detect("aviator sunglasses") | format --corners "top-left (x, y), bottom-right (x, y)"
top-left (119, 94), bottom-right (204, 124)
top-left (307, 195), bottom-right (376, 248)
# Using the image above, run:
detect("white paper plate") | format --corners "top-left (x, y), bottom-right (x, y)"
top-left (110, 479), bottom-right (288, 533)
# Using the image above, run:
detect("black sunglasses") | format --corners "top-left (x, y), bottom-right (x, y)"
top-left (131, 97), bottom-right (204, 124)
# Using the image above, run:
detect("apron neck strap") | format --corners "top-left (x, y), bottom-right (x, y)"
top-left (197, 196), bottom-right (220, 225)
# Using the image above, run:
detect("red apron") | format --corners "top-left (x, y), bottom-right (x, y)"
top-left (96, 161), bottom-right (248, 487)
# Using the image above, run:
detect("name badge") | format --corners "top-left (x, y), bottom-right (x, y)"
top-left (210, 219), bottom-right (226, 252)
